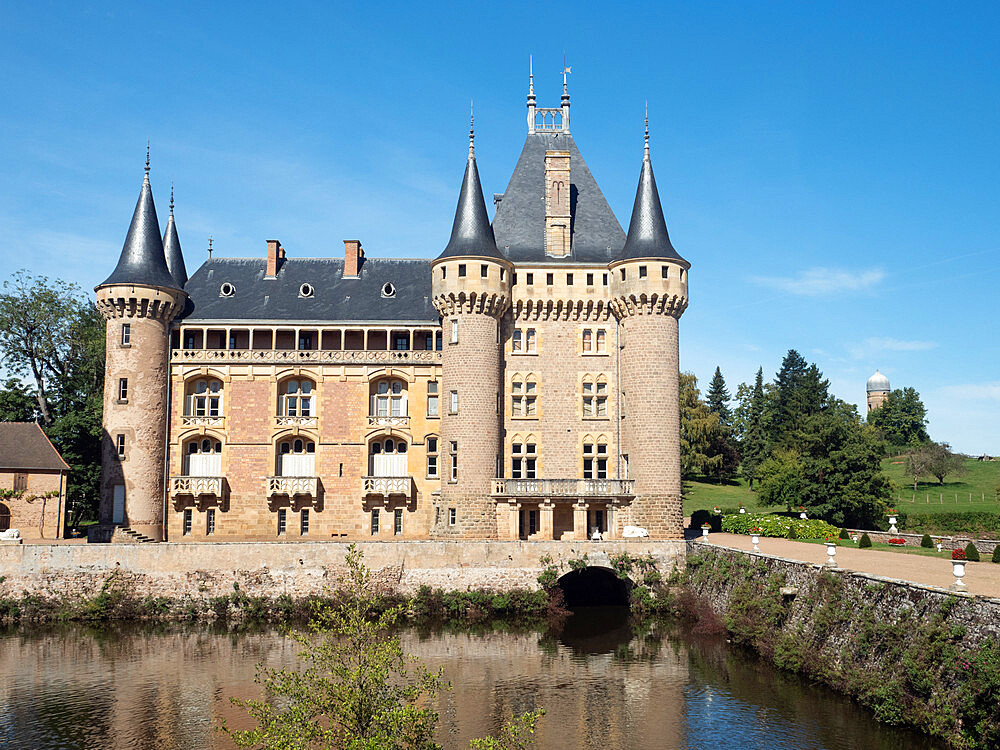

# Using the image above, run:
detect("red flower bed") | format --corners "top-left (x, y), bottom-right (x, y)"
top-left (888, 538), bottom-right (906, 545)
top-left (953, 548), bottom-right (967, 560)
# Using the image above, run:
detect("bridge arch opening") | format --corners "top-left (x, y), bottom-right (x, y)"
top-left (556, 567), bottom-right (631, 608)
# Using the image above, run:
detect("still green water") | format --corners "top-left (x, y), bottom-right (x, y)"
top-left (0, 607), bottom-right (939, 749)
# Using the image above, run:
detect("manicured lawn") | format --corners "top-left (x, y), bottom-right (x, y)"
top-left (682, 476), bottom-right (763, 516)
top-left (884, 457), bottom-right (1000, 515)
top-left (795, 537), bottom-right (956, 559)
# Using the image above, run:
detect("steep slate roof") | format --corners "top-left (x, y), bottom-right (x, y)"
top-left (617, 142), bottom-right (686, 262)
top-left (0, 423), bottom-right (70, 472)
top-left (181, 257), bottom-right (438, 323)
top-left (98, 170), bottom-right (181, 291)
top-left (163, 197), bottom-right (188, 288)
top-left (492, 132), bottom-right (626, 263)
top-left (438, 145), bottom-right (504, 261)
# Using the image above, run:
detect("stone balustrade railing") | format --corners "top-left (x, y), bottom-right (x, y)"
top-left (170, 476), bottom-right (225, 497)
top-left (267, 476), bottom-right (319, 497)
top-left (172, 349), bottom-right (442, 365)
top-left (180, 415), bottom-right (225, 428)
top-left (274, 416), bottom-right (318, 428)
top-left (491, 478), bottom-right (635, 498)
top-left (363, 476), bottom-right (413, 496)
top-left (367, 415), bottom-right (409, 428)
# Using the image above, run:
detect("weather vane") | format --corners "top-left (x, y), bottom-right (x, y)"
top-left (207, 235), bottom-right (213, 259)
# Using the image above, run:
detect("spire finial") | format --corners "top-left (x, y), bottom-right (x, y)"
top-left (562, 54), bottom-right (571, 97)
top-left (207, 235), bottom-right (213, 259)
top-left (469, 100), bottom-right (475, 158)
top-left (529, 54), bottom-right (534, 97)
top-left (644, 102), bottom-right (649, 159)
top-left (169, 181), bottom-right (174, 215)
top-left (144, 141), bottom-right (150, 180)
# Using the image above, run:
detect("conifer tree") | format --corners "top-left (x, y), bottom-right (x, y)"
top-left (706, 366), bottom-right (732, 427)
top-left (741, 367), bottom-right (768, 488)
top-left (679, 372), bottom-right (722, 478)
top-left (771, 349), bottom-right (809, 442)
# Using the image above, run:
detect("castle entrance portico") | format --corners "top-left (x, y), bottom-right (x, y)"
top-left (493, 479), bottom-right (634, 540)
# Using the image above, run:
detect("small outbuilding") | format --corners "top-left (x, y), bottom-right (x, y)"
top-left (0, 422), bottom-right (69, 540)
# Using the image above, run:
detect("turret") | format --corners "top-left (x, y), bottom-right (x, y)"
top-left (430, 113), bottom-right (512, 537)
top-left (867, 370), bottom-right (890, 411)
top-left (609, 119), bottom-right (689, 538)
top-left (163, 185), bottom-right (188, 288)
top-left (94, 153), bottom-right (186, 541)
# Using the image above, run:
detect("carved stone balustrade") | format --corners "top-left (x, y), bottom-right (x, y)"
top-left (274, 416), bottom-right (318, 428)
top-left (367, 415), bottom-right (409, 428)
top-left (491, 478), bottom-right (634, 498)
top-left (363, 476), bottom-right (413, 497)
top-left (170, 476), bottom-right (225, 498)
top-left (172, 349), bottom-right (442, 365)
top-left (267, 476), bottom-right (319, 498)
top-left (181, 415), bottom-right (225, 428)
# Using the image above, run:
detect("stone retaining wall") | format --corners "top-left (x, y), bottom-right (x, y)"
top-left (0, 540), bottom-right (685, 603)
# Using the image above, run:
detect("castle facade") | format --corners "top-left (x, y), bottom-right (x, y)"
top-left (95, 82), bottom-right (690, 542)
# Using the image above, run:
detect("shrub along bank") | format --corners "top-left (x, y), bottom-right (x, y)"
top-left (674, 545), bottom-right (1000, 750)
top-left (721, 513), bottom-right (839, 539)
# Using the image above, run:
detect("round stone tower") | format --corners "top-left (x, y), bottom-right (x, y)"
top-left (609, 123), bottom-right (689, 538)
top-left (430, 119), bottom-right (512, 538)
top-left (95, 157), bottom-right (186, 541)
top-left (867, 370), bottom-right (890, 412)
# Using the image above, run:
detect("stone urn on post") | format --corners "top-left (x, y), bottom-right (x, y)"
top-left (798, 506), bottom-right (808, 520)
top-left (701, 523), bottom-right (711, 540)
top-left (751, 527), bottom-right (761, 553)
top-left (951, 548), bottom-right (967, 591)
top-left (824, 534), bottom-right (838, 567)
top-left (888, 509), bottom-right (898, 534)
top-left (738, 502), bottom-right (746, 515)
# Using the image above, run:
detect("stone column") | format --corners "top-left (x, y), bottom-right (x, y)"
top-left (573, 501), bottom-right (589, 540)
top-left (539, 500), bottom-right (554, 540)
top-left (507, 501), bottom-right (520, 540)
top-left (606, 504), bottom-right (616, 540)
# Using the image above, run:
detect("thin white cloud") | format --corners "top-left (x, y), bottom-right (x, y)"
top-left (751, 267), bottom-right (885, 296)
top-left (939, 382), bottom-right (1000, 402)
top-left (848, 337), bottom-right (938, 360)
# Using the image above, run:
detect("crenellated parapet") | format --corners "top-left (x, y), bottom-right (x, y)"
top-left (431, 289), bottom-right (510, 318)
top-left (608, 258), bottom-right (689, 320)
top-left (430, 257), bottom-right (512, 319)
top-left (95, 284), bottom-right (186, 322)
top-left (512, 297), bottom-right (614, 322)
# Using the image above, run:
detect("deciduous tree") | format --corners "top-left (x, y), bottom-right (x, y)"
top-left (867, 387), bottom-right (930, 448)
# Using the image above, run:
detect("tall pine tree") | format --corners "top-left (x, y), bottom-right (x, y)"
top-left (741, 367), bottom-right (768, 488)
top-left (706, 366), bottom-right (732, 427)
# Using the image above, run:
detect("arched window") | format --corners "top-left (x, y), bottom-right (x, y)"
top-left (277, 437), bottom-right (316, 476)
top-left (510, 439), bottom-right (537, 479)
top-left (511, 375), bottom-right (537, 417)
top-left (0, 502), bottom-right (9, 531)
top-left (370, 379), bottom-right (407, 418)
top-left (582, 439), bottom-right (609, 480)
top-left (279, 379), bottom-right (314, 417)
top-left (185, 378), bottom-right (223, 417)
top-left (184, 437), bottom-right (222, 476)
top-left (369, 437), bottom-right (408, 476)
top-left (582, 375), bottom-right (608, 418)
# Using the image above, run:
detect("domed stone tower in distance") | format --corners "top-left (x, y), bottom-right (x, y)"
top-left (867, 370), bottom-right (890, 412)
top-left (94, 154), bottom-right (186, 541)
top-left (430, 116), bottom-right (512, 538)
top-left (609, 120), bottom-right (689, 538)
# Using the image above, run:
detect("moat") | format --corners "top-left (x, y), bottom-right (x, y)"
top-left (1, 607), bottom-right (939, 750)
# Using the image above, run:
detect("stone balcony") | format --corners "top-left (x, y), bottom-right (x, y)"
top-left (267, 476), bottom-right (319, 498)
top-left (171, 349), bottom-right (442, 365)
top-left (363, 476), bottom-right (413, 497)
top-left (170, 476), bottom-right (225, 498)
top-left (180, 415), bottom-right (225, 428)
top-left (367, 415), bottom-right (409, 428)
top-left (274, 415), bottom-right (318, 428)
top-left (491, 478), bottom-right (635, 499)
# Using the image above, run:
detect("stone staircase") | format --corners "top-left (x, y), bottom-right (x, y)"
top-left (111, 526), bottom-right (158, 544)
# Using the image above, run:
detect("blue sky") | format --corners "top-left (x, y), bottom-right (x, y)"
top-left (1, 2), bottom-right (997, 454)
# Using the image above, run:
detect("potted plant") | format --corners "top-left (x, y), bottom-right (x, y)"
top-left (701, 523), bottom-right (711, 539)
top-left (738, 502), bottom-right (746, 515)
top-left (887, 508), bottom-right (898, 533)
top-left (713, 506), bottom-right (721, 516)
top-left (824, 533), bottom-right (838, 566)
top-left (951, 548), bottom-right (967, 591)
top-left (798, 505), bottom-right (808, 520)
top-left (751, 526), bottom-right (761, 552)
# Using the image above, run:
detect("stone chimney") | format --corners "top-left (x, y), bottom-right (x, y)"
top-left (265, 240), bottom-right (285, 278)
top-left (343, 240), bottom-right (364, 277)
top-left (544, 151), bottom-right (571, 257)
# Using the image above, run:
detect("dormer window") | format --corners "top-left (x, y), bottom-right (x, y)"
top-left (220, 282), bottom-right (235, 297)
top-left (299, 283), bottom-right (314, 298)
top-left (381, 282), bottom-right (396, 298)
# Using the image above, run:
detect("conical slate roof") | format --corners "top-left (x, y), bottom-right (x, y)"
top-left (163, 194), bottom-right (188, 288)
top-left (618, 140), bottom-right (685, 263)
top-left (438, 143), bottom-right (504, 261)
top-left (98, 169), bottom-right (180, 291)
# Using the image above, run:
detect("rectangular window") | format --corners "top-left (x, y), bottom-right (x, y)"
top-left (206, 508), bottom-right (216, 535)
top-left (620, 269), bottom-right (626, 281)
top-left (583, 443), bottom-right (609, 479)
top-left (121, 323), bottom-right (131, 346)
top-left (481, 264), bottom-right (488, 278)
top-left (546, 272), bottom-right (553, 285)
top-left (525, 272), bottom-right (534, 285)
top-left (458, 264), bottom-right (466, 277)
top-left (118, 378), bottom-right (128, 402)
top-left (510, 442), bottom-right (537, 479)
top-left (621, 391), bottom-right (626, 418)
top-left (13, 473), bottom-right (27, 492)
top-left (441, 267), bottom-right (446, 279)
top-left (300, 509), bottom-right (309, 536)
top-left (426, 437), bottom-right (439, 478)
top-left (586, 272), bottom-right (594, 286)
top-left (525, 328), bottom-right (536, 353)
top-left (639, 265), bottom-right (647, 278)
top-left (277, 508), bottom-right (287, 536)
top-left (662, 265), bottom-right (669, 279)
top-left (448, 507), bottom-right (456, 526)
top-left (298, 334), bottom-right (313, 350)
top-left (621, 453), bottom-right (629, 479)
top-left (182, 509), bottom-right (192, 536)
top-left (450, 319), bottom-right (459, 343)
top-left (511, 380), bottom-right (537, 417)
top-left (500, 268), bottom-right (505, 281)
top-left (449, 441), bottom-right (458, 482)
top-left (566, 273), bottom-right (574, 285)
top-left (603, 273), bottom-right (608, 285)
top-left (394, 508), bottom-right (403, 535)
top-left (511, 328), bottom-right (536, 353)
top-left (512, 328), bottom-right (522, 352)
top-left (371, 509), bottom-right (380, 535)
top-left (116, 434), bottom-right (126, 458)
top-left (582, 329), bottom-right (592, 352)
top-left (583, 381), bottom-right (608, 417)
top-left (596, 329), bottom-right (606, 353)
top-left (393, 335), bottom-right (408, 350)
top-left (449, 390), bottom-right (458, 414)
top-left (427, 381), bottom-right (439, 417)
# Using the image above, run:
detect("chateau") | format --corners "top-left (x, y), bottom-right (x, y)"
top-left (94, 78), bottom-right (690, 543)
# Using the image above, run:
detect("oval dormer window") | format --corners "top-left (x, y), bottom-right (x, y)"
top-left (299, 283), bottom-right (314, 298)
top-left (381, 282), bottom-right (396, 298)
top-left (219, 282), bottom-right (236, 297)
